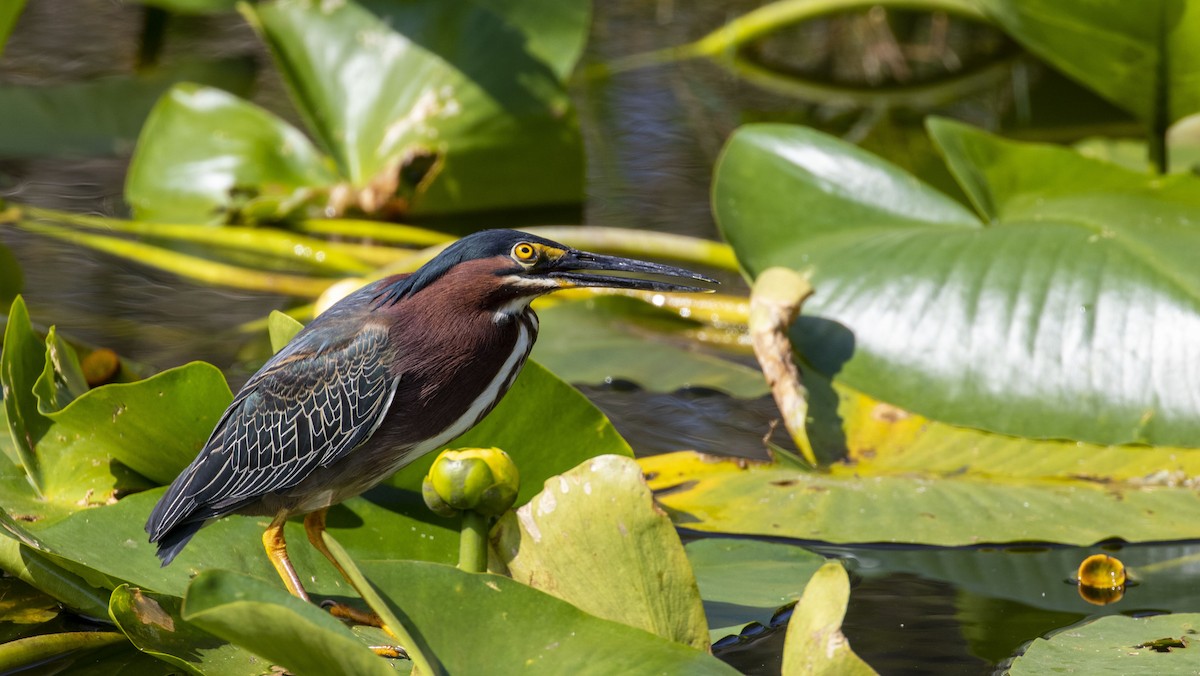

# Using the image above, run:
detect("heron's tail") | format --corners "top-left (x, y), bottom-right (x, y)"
top-left (149, 520), bottom-right (203, 566)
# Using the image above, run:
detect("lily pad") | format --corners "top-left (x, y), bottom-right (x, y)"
top-left (686, 538), bottom-right (825, 643)
top-left (493, 454), bottom-right (709, 650)
top-left (109, 584), bottom-right (272, 676)
top-left (641, 451), bottom-right (1200, 546)
top-left (532, 297), bottom-right (767, 398)
top-left (1009, 614), bottom-right (1200, 674)
top-left (42, 362), bottom-right (233, 486)
top-left (128, 0), bottom-right (584, 222)
top-left (182, 571), bottom-right (398, 676)
top-left (359, 560), bottom-right (739, 675)
top-left (713, 119), bottom-right (1200, 448)
top-left (125, 83), bottom-right (338, 224)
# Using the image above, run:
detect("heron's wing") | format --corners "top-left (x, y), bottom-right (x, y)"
top-left (147, 323), bottom-right (398, 536)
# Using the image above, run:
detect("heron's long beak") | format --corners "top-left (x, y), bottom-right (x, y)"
top-left (544, 250), bottom-right (718, 293)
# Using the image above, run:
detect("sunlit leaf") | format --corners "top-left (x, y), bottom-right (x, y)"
top-left (974, 0), bottom-right (1200, 126)
top-left (713, 120), bottom-right (1200, 447)
top-left (641, 451), bottom-right (1200, 546)
top-left (532, 297), bottom-right (767, 398)
top-left (244, 0), bottom-right (583, 215)
top-left (135, 0), bottom-right (238, 13)
top-left (1, 297), bottom-right (49, 491)
top-left (782, 562), bottom-right (877, 675)
top-left (686, 538), bottom-right (825, 642)
top-left (182, 571), bottom-right (399, 676)
top-left (359, 560), bottom-right (740, 674)
top-left (494, 454), bottom-right (709, 650)
top-left (42, 362), bottom-right (232, 486)
top-left (126, 83), bottom-right (338, 224)
top-left (1009, 613), bottom-right (1200, 674)
top-left (267, 310), bottom-right (304, 353)
top-left (109, 584), bottom-right (271, 676)
top-left (0, 534), bottom-right (109, 620)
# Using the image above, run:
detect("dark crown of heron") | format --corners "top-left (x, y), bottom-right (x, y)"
top-left (372, 229), bottom-right (567, 308)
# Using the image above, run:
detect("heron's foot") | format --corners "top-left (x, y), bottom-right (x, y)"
top-left (320, 599), bottom-right (384, 627)
top-left (370, 645), bottom-right (410, 659)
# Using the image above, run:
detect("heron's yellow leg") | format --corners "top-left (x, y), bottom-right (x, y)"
top-left (263, 511), bottom-right (310, 602)
top-left (303, 509), bottom-right (406, 658)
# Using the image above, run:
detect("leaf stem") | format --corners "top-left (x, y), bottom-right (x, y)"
top-left (458, 512), bottom-right (489, 574)
top-left (0, 631), bottom-right (126, 672)
top-left (319, 531), bottom-right (443, 675)
top-left (597, 0), bottom-right (988, 76)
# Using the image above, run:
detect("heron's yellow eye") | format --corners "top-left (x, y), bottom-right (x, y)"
top-left (513, 243), bottom-right (537, 262)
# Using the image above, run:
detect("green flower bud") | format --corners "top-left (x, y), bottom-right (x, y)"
top-left (422, 447), bottom-right (520, 517)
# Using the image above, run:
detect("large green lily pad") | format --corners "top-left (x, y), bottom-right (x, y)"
top-left (641, 451), bottom-right (1200, 546)
top-left (493, 454), bottom-right (709, 650)
top-left (359, 560), bottom-right (739, 675)
top-left (1009, 613), bottom-right (1200, 674)
top-left (109, 584), bottom-right (269, 676)
top-left (713, 119), bottom-right (1200, 448)
top-left (127, 0), bottom-right (584, 222)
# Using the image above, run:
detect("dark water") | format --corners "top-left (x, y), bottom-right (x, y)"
top-left (0, 1), bottom-right (1167, 674)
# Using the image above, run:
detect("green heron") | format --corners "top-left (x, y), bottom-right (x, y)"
top-left (145, 229), bottom-right (715, 610)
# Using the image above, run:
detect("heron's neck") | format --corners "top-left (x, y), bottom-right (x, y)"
top-left (492, 296), bottom-right (535, 324)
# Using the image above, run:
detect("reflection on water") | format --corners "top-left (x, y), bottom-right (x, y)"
top-left (0, 0), bottom-right (1164, 673)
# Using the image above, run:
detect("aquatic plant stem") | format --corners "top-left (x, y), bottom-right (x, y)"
top-left (320, 531), bottom-right (442, 674)
top-left (0, 632), bottom-right (127, 672)
top-left (749, 267), bottom-right (817, 467)
top-left (596, 0), bottom-right (989, 75)
top-left (459, 512), bottom-right (489, 574)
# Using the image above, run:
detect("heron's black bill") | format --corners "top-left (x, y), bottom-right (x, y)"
top-left (547, 251), bottom-right (718, 293)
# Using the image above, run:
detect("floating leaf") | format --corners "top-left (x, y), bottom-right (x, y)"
top-left (0, 0), bottom-right (25, 59)
top-left (109, 584), bottom-right (271, 676)
top-left (359, 560), bottom-right (739, 675)
top-left (641, 451), bottom-right (1200, 546)
top-left (1009, 614), bottom-right (1200, 674)
top-left (267, 310), bottom-right (304, 353)
top-left (182, 571), bottom-right (398, 676)
top-left (42, 362), bottom-right (232, 486)
top-left (713, 119), bottom-right (1200, 447)
top-left (532, 297), bottom-right (767, 398)
top-left (129, 0), bottom-right (585, 223)
top-left (493, 454), bottom-right (709, 650)
top-left (686, 538), bottom-right (825, 642)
